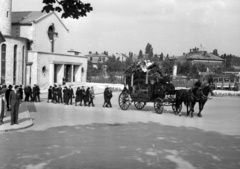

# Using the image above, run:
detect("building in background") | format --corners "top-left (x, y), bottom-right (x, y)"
top-left (177, 47), bottom-right (224, 67)
top-left (0, 0), bottom-right (88, 88)
top-left (0, 0), bottom-right (28, 85)
top-left (86, 52), bottom-right (109, 65)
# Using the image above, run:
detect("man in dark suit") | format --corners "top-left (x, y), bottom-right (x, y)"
top-left (5, 85), bottom-right (13, 111)
top-left (79, 86), bottom-right (85, 106)
top-left (19, 85), bottom-right (23, 101)
top-left (36, 85), bottom-right (41, 102)
top-left (57, 85), bottom-right (63, 103)
top-left (28, 85), bottom-right (33, 102)
top-left (24, 85), bottom-right (30, 101)
top-left (9, 85), bottom-right (21, 125)
top-left (69, 86), bottom-right (74, 105)
top-left (32, 84), bottom-right (37, 102)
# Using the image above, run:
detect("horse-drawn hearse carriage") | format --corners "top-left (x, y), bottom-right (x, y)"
top-left (118, 60), bottom-right (182, 114)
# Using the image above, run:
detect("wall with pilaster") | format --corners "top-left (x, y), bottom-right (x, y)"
top-left (1, 36), bottom-right (27, 85)
top-left (28, 51), bottom-right (87, 89)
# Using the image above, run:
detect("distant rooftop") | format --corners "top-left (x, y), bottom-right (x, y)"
top-left (177, 47), bottom-right (224, 62)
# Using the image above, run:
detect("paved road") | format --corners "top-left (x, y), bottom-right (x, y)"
top-left (0, 93), bottom-right (240, 169)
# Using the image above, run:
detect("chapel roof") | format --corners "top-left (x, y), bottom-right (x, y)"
top-left (11, 11), bottom-right (69, 31)
top-left (12, 11), bottom-right (47, 24)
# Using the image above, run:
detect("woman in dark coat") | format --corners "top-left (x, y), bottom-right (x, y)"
top-left (103, 87), bottom-right (108, 107)
top-left (84, 87), bottom-right (90, 106)
top-left (52, 84), bottom-right (57, 103)
top-left (63, 86), bottom-right (69, 105)
top-left (107, 88), bottom-right (113, 108)
top-left (47, 86), bottom-right (53, 103)
top-left (75, 87), bottom-right (81, 106)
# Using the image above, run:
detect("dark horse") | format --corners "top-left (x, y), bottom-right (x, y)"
top-left (175, 84), bottom-right (214, 117)
top-left (175, 89), bottom-right (193, 116)
top-left (188, 84), bottom-right (214, 118)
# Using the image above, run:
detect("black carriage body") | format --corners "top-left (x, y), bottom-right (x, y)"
top-left (125, 71), bottom-right (166, 103)
top-left (119, 60), bottom-right (181, 114)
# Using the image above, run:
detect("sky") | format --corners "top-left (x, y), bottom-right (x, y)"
top-left (12, 0), bottom-right (240, 56)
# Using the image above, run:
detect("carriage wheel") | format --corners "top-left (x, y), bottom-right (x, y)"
top-left (172, 103), bottom-right (182, 114)
top-left (118, 93), bottom-right (130, 110)
top-left (154, 98), bottom-right (164, 114)
top-left (134, 101), bottom-right (146, 110)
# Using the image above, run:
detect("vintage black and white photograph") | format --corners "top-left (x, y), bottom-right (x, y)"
top-left (0, 0), bottom-right (240, 168)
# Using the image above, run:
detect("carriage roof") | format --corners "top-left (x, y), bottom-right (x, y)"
top-left (124, 60), bottom-right (164, 80)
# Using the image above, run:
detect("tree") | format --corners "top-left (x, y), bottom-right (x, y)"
top-left (153, 54), bottom-right (159, 62)
top-left (87, 60), bottom-right (98, 81)
top-left (129, 52), bottom-right (133, 58)
top-left (159, 53), bottom-right (164, 61)
top-left (145, 43), bottom-right (152, 55)
top-left (148, 48), bottom-right (154, 60)
top-left (178, 62), bottom-right (191, 75)
top-left (213, 49), bottom-right (219, 56)
top-left (42, 0), bottom-right (93, 19)
top-left (145, 43), bottom-right (153, 60)
top-left (138, 50), bottom-right (143, 59)
top-left (162, 59), bottom-right (173, 74)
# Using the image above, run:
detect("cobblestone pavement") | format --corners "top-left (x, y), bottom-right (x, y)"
top-left (0, 93), bottom-right (239, 169)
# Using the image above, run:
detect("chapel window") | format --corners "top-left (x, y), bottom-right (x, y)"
top-left (1, 44), bottom-right (6, 84)
top-left (48, 25), bottom-right (55, 40)
top-left (22, 46), bottom-right (25, 84)
top-left (13, 45), bottom-right (17, 85)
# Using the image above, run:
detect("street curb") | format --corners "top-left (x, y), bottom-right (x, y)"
top-left (0, 104), bottom-right (34, 133)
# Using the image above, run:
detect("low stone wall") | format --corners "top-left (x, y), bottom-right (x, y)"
top-left (213, 90), bottom-right (240, 97)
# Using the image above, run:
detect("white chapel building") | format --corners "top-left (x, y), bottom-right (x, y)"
top-left (0, 0), bottom-right (87, 88)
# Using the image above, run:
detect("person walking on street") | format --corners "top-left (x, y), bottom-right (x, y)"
top-left (88, 86), bottom-right (95, 107)
top-left (9, 85), bottom-right (21, 125)
top-left (57, 85), bottom-right (63, 103)
top-left (75, 87), bottom-right (81, 106)
top-left (28, 85), bottom-right (33, 102)
top-left (107, 88), bottom-right (113, 108)
top-left (47, 86), bottom-right (53, 103)
top-left (103, 87), bottom-right (109, 107)
top-left (0, 94), bottom-right (5, 125)
top-left (0, 85), bottom-right (7, 125)
top-left (84, 87), bottom-right (90, 106)
top-left (80, 86), bottom-right (85, 106)
top-left (63, 86), bottom-right (69, 105)
top-left (69, 86), bottom-right (74, 105)
top-left (24, 85), bottom-right (30, 101)
top-left (32, 84), bottom-right (37, 102)
top-left (19, 85), bottom-right (23, 101)
top-left (5, 85), bottom-right (13, 111)
top-left (36, 85), bottom-right (41, 102)
top-left (1, 85), bottom-right (7, 117)
top-left (52, 84), bottom-right (58, 103)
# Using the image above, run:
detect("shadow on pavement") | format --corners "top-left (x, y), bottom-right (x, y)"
top-left (24, 102), bottom-right (38, 113)
top-left (0, 122), bottom-right (239, 169)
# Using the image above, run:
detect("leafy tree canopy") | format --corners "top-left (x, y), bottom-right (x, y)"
top-left (138, 50), bottom-right (143, 59)
top-left (42, 0), bottom-right (93, 19)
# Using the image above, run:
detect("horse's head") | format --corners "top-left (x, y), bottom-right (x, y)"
top-left (202, 84), bottom-right (214, 97)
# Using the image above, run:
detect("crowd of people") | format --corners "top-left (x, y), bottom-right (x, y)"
top-left (47, 85), bottom-right (113, 108)
top-left (47, 85), bottom-right (96, 107)
top-left (0, 84), bottom-right (23, 125)
top-left (0, 83), bottom-right (114, 126)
